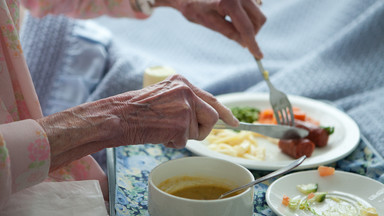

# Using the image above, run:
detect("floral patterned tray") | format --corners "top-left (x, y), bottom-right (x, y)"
top-left (107, 136), bottom-right (384, 216)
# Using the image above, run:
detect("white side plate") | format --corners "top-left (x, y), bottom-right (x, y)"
top-left (266, 170), bottom-right (384, 215)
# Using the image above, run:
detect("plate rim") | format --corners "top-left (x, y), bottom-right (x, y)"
top-left (186, 92), bottom-right (361, 170)
top-left (265, 170), bottom-right (384, 216)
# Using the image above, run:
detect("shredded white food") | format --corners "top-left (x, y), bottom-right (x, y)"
top-left (206, 129), bottom-right (266, 160)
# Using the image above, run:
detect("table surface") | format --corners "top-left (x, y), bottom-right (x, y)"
top-left (107, 134), bottom-right (384, 216)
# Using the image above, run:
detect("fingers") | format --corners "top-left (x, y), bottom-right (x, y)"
top-left (243, 0), bottom-right (266, 35)
top-left (177, 0), bottom-right (265, 58)
top-left (242, 1), bottom-right (265, 59)
top-left (167, 75), bottom-right (239, 128)
top-left (194, 99), bottom-right (219, 140)
top-left (192, 87), bottom-right (239, 127)
top-left (217, 0), bottom-right (266, 59)
top-left (200, 13), bottom-right (243, 46)
top-left (130, 74), bottom-right (238, 149)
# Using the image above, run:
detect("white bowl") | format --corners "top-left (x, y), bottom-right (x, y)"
top-left (148, 156), bottom-right (255, 216)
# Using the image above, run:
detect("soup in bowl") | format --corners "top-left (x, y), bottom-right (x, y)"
top-left (148, 156), bottom-right (255, 216)
top-left (157, 175), bottom-right (243, 200)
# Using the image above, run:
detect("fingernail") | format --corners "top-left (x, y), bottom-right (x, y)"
top-left (232, 116), bottom-right (240, 126)
top-left (256, 51), bottom-right (264, 59)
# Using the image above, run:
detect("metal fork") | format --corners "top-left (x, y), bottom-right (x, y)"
top-left (256, 59), bottom-right (295, 126)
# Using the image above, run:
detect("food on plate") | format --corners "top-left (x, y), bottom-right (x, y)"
top-left (317, 166), bottom-right (335, 177)
top-left (254, 107), bottom-right (335, 158)
top-left (282, 182), bottom-right (379, 215)
top-left (259, 107), bottom-right (319, 125)
top-left (206, 106), bottom-right (334, 160)
top-left (278, 138), bottom-right (315, 159)
top-left (207, 106), bottom-right (265, 160)
top-left (276, 108), bottom-right (335, 159)
top-left (296, 183), bottom-right (318, 194)
top-left (230, 106), bottom-right (260, 123)
top-left (307, 192), bottom-right (327, 202)
top-left (258, 107), bottom-right (335, 144)
top-left (206, 129), bottom-right (265, 160)
top-left (282, 195), bottom-right (290, 206)
top-left (295, 120), bottom-right (334, 147)
top-left (258, 108), bottom-right (277, 124)
top-left (307, 192), bottom-right (315, 200)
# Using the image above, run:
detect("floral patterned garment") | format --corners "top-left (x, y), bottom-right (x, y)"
top-left (0, 0), bottom-right (145, 209)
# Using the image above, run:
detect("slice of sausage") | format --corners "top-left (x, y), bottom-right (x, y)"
top-left (295, 120), bottom-right (329, 147)
top-left (278, 138), bottom-right (315, 159)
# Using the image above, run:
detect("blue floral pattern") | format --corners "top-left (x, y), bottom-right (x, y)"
top-left (113, 139), bottom-right (384, 216)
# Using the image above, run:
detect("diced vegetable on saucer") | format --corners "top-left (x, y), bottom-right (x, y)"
top-left (296, 183), bottom-right (318, 194)
top-left (282, 180), bottom-right (378, 215)
top-left (288, 197), bottom-right (301, 210)
top-left (282, 195), bottom-right (290, 206)
top-left (318, 166), bottom-right (335, 177)
top-left (307, 192), bottom-right (315, 200)
top-left (312, 192), bottom-right (327, 202)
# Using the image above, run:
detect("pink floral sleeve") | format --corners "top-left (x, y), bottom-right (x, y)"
top-left (0, 0), bottom-right (108, 209)
top-left (0, 120), bottom-right (50, 208)
top-left (21, 0), bottom-right (149, 19)
top-left (0, 134), bottom-right (11, 209)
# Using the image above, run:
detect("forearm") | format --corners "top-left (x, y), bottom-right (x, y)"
top-left (37, 99), bottom-right (124, 171)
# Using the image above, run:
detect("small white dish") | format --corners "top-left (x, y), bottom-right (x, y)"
top-left (266, 170), bottom-right (384, 216)
top-left (186, 93), bottom-right (360, 170)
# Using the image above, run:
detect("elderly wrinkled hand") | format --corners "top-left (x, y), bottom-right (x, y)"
top-left (158, 0), bottom-right (266, 59)
top-left (107, 74), bottom-right (239, 148)
top-left (38, 74), bottom-right (239, 171)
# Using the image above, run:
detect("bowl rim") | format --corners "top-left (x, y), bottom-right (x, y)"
top-left (148, 156), bottom-right (255, 202)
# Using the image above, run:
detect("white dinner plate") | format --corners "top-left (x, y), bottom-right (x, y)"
top-left (185, 93), bottom-right (360, 170)
top-left (266, 170), bottom-right (384, 215)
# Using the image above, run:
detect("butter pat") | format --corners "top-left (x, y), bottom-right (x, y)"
top-left (143, 66), bottom-right (176, 87)
top-left (263, 70), bottom-right (269, 80)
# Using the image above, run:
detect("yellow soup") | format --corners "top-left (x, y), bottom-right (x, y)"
top-left (157, 176), bottom-right (242, 200)
top-left (172, 185), bottom-right (238, 200)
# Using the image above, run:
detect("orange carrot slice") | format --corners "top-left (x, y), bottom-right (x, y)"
top-left (259, 109), bottom-right (277, 124)
top-left (307, 192), bottom-right (315, 200)
top-left (318, 166), bottom-right (335, 177)
top-left (282, 195), bottom-right (290, 206)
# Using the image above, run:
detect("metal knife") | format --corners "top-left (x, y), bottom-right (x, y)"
top-left (213, 120), bottom-right (308, 139)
